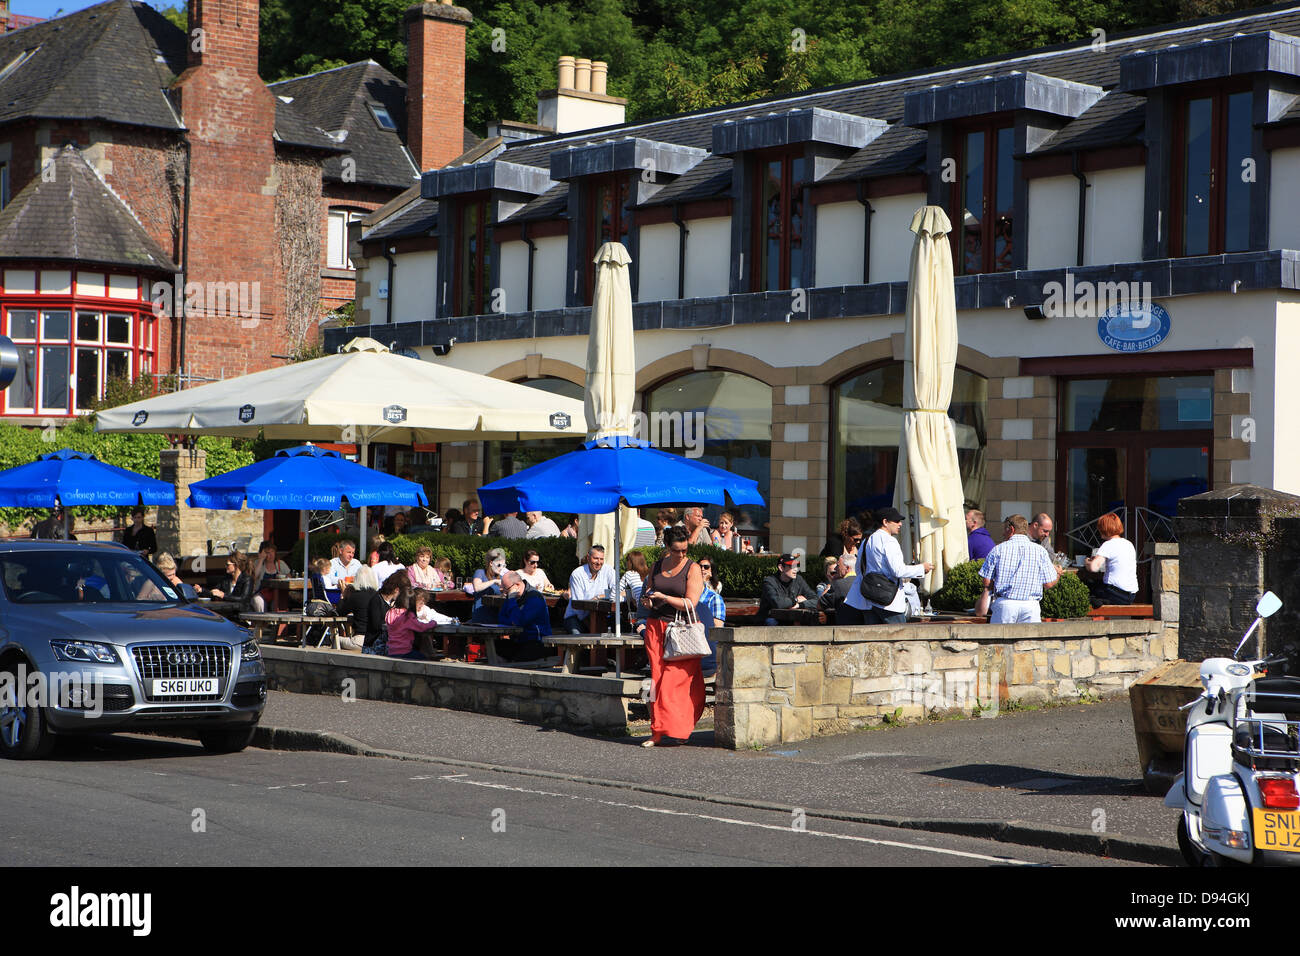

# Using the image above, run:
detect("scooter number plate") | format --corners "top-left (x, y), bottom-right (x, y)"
top-left (1253, 809), bottom-right (1300, 852)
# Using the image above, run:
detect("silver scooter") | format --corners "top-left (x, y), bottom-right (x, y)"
top-left (1165, 591), bottom-right (1300, 865)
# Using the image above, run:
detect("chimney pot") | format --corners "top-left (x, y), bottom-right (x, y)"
top-left (590, 60), bottom-right (608, 95)
top-left (557, 55), bottom-right (575, 90)
top-left (574, 57), bottom-right (592, 93)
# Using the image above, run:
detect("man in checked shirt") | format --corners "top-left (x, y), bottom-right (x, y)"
top-left (978, 514), bottom-right (1060, 623)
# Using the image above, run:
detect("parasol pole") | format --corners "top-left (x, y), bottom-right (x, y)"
top-left (358, 437), bottom-right (370, 559)
top-left (612, 503), bottom-right (621, 641)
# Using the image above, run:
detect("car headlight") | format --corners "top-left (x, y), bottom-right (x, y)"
top-left (50, 640), bottom-right (119, 664)
top-left (240, 640), bottom-right (262, 663)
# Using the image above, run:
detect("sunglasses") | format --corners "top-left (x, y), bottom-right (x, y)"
top-left (525, 559), bottom-right (538, 565)
top-left (698, 563), bottom-right (712, 570)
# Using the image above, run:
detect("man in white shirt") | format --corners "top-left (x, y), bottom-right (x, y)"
top-left (327, 540), bottom-right (361, 588)
top-left (843, 507), bottom-right (932, 625)
top-left (562, 545), bottom-right (618, 634)
top-left (524, 511), bottom-right (561, 538)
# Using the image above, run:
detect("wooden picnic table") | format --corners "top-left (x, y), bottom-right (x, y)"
top-left (241, 611), bottom-right (353, 648)
top-left (432, 623), bottom-right (523, 665)
top-left (543, 634), bottom-right (644, 676)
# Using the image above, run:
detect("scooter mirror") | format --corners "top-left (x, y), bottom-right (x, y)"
top-left (1257, 591), bottom-right (1282, 619)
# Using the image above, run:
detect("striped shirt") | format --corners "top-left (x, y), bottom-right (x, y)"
top-left (980, 535), bottom-right (1058, 601)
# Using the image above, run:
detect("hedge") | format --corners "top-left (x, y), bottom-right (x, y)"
top-left (0, 417), bottom-right (254, 531)
top-left (287, 533), bottom-right (825, 598)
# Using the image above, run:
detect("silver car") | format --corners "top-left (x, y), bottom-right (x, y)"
top-left (0, 540), bottom-right (265, 759)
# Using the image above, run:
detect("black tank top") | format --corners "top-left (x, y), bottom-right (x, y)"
top-left (648, 556), bottom-right (693, 618)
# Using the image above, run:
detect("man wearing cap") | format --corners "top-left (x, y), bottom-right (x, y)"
top-left (759, 553), bottom-right (817, 625)
top-left (844, 507), bottom-right (932, 625)
top-left (979, 514), bottom-right (1060, 623)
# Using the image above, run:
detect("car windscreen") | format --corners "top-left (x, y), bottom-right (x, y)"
top-left (0, 551), bottom-right (183, 604)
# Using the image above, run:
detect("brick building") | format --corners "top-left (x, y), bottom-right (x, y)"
top-left (0, 0), bottom-right (475, 420)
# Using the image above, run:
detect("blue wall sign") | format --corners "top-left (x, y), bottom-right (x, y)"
top-left (1097, 302), bottom-right (1171, 352)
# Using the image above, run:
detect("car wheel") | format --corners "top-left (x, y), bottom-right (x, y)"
top-left (198, 726), bottom-right (257, 754)
top-left (0, 663), bottom-right (56, 760)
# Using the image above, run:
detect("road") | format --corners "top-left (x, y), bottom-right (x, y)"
top-left (0, 735), bottom-right (1145, 867)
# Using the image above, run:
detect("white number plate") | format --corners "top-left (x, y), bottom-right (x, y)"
top-left (152, 678), bottom-right (218, 696)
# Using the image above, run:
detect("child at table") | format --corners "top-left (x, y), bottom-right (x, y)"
top-left (413, 588), bottom-right (457, 626)
top-left (384, 588), bottom-right (439, 659)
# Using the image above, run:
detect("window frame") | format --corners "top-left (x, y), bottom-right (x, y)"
top-left (584, 173), bottom-right (632, 304)
top-left (452, 193), bottom-right (493, 317)
top-left (1169, 81), bottom-right (1254, 258)
top-left (0, 274), bottom-right (154, 417)
top-left (326, 208), bottom-right (364, 271)
top-left (948, 116), bottom-right (1016, 276)
top-left (749, 147), bottom-right (806, 292)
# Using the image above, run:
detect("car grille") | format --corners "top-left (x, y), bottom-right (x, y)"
top-left (100, 684), bottom-right (134, 712)
top-left (132, 644), bottom-right (231, 703)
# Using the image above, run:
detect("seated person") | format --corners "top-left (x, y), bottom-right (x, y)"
top-left (154, 552), bottom-right (200, 600)
top-left (816, 556), bottom-right (855, 623)
top-left (759, 554), bottom-right (817, 625)
top-left (496, 570), bottom-right (552, 661)
top-left (413, 588), bottom-right (458, 626)
top-left (966, 509), bottom-right (996, 561)
top-left (210, 552), bottom-right (255, 609)
top-left (517, 550), bottom-right (556, 592)
top-left (407, 546), bottom-right (442, 590)
top-left (562, 545), bottom-right (617, 634)
top-left (465, 549), bottom-right (506, 623)
top-left (383, 588), bottom-right (439, 660)
top-left (1083, 513), bottom-right (1139, 607)
top-left (327, 539), bottom-right (361, 588)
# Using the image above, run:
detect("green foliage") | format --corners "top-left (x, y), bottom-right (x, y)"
top-left (152, 3), bottom-right (187, 31)
top-left (1040, 569), bottom-right (1092, 619)
top-left (0, 415), bottom-right (254, 533)
top-left (931, 559), bottom-right (985, 612)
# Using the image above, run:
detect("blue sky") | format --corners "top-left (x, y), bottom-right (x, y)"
top-left (14, 1), bottom-right (173, 18)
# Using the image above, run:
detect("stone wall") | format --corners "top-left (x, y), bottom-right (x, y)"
top-left (1175, 484), bottom-right (1300, 661)
top-left (714, 620), bottom-right (1174, 748)
top-left (1152, 543), bottom-right (1179, 625)
top-left (262, 646), bottom-right (637, 732)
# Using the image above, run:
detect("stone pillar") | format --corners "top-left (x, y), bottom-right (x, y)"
top-left (158, 447), bottom-right (208, 560)
top-left (1175, 484), bottom-right (1300, 662)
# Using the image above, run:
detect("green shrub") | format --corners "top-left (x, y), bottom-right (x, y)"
top-left (1040, 569), bottom-right (1092, 618)
top-left (0, 417), bottom-right (254, 531)
top-left (931, 559), bottom-right (984, 612)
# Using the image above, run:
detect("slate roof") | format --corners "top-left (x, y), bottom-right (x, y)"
top-left (471, 3), bottom-right (1300, 220)
top-left (0, 0), bottom-right (185, 130)
top-left (271, 60), bottom-right (481, 188)
top-left (364, 196), bottom-right (439, 243)
top-left (0, 145), bottom-right (178, 271)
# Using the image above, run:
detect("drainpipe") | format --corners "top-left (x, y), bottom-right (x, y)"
top-left (855, 179), bottom-right (873, 284)
top-left (383, 247), bottom-right (396, 325)
top-left (672, 203), bottom-right (688, 299)
top-left (1072, 152), bottom-right (1089, 268)
top-left (178, 137), bottom-right (192, 384)
top-left (522, 223), bottom-right (536, 312)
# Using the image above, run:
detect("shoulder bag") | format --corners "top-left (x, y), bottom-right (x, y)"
top-left (857, 570), bottom-right (899, 605)
top-left (663, 602), bottom-right (711, 661)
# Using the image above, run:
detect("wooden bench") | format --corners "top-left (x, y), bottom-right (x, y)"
top-left (1088, 604), bottom-right (1155, 620)
top-left (543, 635), bottom-right (644, 676)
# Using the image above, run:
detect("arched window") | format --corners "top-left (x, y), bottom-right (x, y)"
top-left (483, 377), bottom-right (585, 488)
top-left (831, 363), bottom-right (986, 527)
top-left (645, 370), bottom-right (773, 537)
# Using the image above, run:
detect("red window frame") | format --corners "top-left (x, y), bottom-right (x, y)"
top-left (749, 148), bottom-right (805, 292)
top-left (0, 270), bottom-right (156, 417)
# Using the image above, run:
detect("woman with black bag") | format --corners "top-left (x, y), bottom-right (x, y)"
top-left (634, 526), bottom-right (706, 748)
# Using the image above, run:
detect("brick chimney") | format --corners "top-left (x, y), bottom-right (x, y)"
top-left (405, 2), bottom-right (472, 171)
top-left (186, 0), bottom-right (260, 74)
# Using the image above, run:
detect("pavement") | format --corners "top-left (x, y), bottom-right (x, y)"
top-left (254, 690), bottom-right (1183, 865)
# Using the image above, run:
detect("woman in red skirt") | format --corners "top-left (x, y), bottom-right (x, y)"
top-left (635, 526), bottom-right (705, 747)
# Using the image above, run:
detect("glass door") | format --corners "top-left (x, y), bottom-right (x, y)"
top-left (1063, 446), bottom-right (1127, 565)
